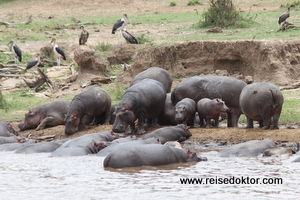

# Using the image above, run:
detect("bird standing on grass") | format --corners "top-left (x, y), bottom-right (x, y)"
top-left (8, 39), bottom-right (22, 64)
top-left (112, 13), bottom-right (129, 44)
top-left (122, 29), bottom-right (138, 44)
top-left (79, 25), bottom-right (89, 45)
top-left (278, 7), bottom-right (290, 25)
top-left (50, 37), bottom-right (66, 67)
top-left (26, 52), bottom-right (41, 71)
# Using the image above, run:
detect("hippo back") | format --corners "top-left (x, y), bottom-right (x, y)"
top-left (130, 67), bottom-right (172, 93)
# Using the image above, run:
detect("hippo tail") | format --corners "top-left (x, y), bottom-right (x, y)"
top-left (171, 89), bottom-right (177, 105)
top-left (270, 89), bottom-right (281, 109)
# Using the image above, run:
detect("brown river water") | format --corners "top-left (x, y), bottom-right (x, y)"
top-left (0, 145), bottom-right (299, 200)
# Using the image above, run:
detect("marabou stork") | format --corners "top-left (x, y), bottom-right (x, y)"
top-left (79, 25), bottom-right (89, 45)
top-left (112, 13), bottom-right (129, 44)
top-left (122, 29), bottom-right (138, 44)
top-left (278, 7), bottom-right (290, 25)
top-left (26, 52), bottom-right (41, 71)
top-left (50, 37), bottom-right (66, 67)
top-left (8, 39), bottom-right (22, 64)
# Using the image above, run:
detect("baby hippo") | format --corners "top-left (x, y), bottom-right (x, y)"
top-left (175, 98), bottom-right (196, 127)
top-left (197, 98), bottom-right (229, 128)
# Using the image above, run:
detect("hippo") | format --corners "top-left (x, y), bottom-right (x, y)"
top-left (175, 98), bottom-right (196, 127)
top-left (239, 82), bottom-right (284, 129)
top-left (96, 137), bottom-right (159, 157)
top-left (197, 98), bottom-right (229, 128)
top-left (0, 121), bottom-right (18, 136)
top-left (0, 136), bottom-right (25, 145)
top-left (112, 78), bottom-right (166, 134)
top-left (130, 67), bottom-right (173, 93)
top-left (263, 146), bottom-right (293, 157)
top-left (171, 75), bottom-right (246, 127)
top-left (157, 93), bottom-right (177, 126)
top-left (50, 131), bottom-right (117, 157)
top-left (218, 138), bottom-right (276, 157)
top-left (164, 141), bottom-right (182, 149)
top-left (0, 139), bottom-right (36, 151)
top-left (103, 144), bottom-right (206, 168)
top-left (18, 100), bottom-right (71, 131)
top-left (64, 87), bottom-right (111, 135)
top-left (143, 124), bottom-right (192, 144)
top-left (14, 140), bottom-right (66, 154)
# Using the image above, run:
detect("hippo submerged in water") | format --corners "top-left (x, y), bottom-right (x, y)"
top-left (103, 144), bottom-right (207, 168)
top-left (0, 121), bottom-right (18, 137)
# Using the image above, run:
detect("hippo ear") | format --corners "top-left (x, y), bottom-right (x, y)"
top-left (187, 150), bottom-right (193, 158)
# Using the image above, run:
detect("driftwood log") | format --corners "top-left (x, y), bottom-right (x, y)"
top-left (278, 21), bottom-right (299, 31)
top-left (0, 15), bottom-right (32, 27)
top-left (23, 68), bottom-right (53, 92)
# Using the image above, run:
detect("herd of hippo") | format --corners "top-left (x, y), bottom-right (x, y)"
top-left (1, 67), bottom-right (298, 168)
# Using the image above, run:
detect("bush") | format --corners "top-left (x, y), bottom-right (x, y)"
top-left (199, 0), bottom-right (242, 28)
top-left (187, 0), bottom-right (202, 6)
top-left (137, 34), bottom-right (151, 44)
top-left (0, 90), bottom-right (8, 112)
top-left (170, 2), bottom-right (176, 6)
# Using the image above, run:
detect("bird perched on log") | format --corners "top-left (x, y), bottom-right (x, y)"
top-left (112, 13), bottom-right (129, 44)
top-left (8, 39), bottom-right (22, 64)
top-left (122, 29), bottom-right (138, 44)
top-left (26, 52), bottom-right (41, 71)
top-left (50, 37), bottom-right (66, 67)
top-left (278, 7), bottom-right (290, 25)
top-left (79, 25), bottom-right (89, 45)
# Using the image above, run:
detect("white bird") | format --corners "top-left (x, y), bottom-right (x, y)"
top-left (122, 29), bottom-right (138, 44)
top-left (50, 38), bottom-right (66, 67)
top-left (112, 13), bottom-right (129, 44)
top-left (26, 52), bottom-right (41, 71)
top-left (79, 25), bottom-right (89, 45)
top-left (8, 39), bottom-right (22, 64)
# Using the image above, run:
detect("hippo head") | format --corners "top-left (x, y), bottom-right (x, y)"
top-left (177, 124), bottom-right (192, 138)
top-left (18, 109), bottom-right (41, 131)
top-left (112, 106), bottom-right (135, 133)
top-left (186, 150), bottom-right (208, 162)
top-left (175, 105), bottom-right (186, 122)
top-left (6, 122), bottom-right (18, 136)
top-left (213, 99), bottom-right (229, 113)
top-left (64, 112), bottom-right (80, 135)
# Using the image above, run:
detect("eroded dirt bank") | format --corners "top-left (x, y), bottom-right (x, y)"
top-left (120, 40), bottom-right (300, 86)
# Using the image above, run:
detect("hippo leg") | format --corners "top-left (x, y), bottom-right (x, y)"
top-left (36, 116), bottom-right (55, 131)
top-left (272, 113), bottom-right (280, 129)
top-left (78, 115), bottom-right (91, 131)
top-left (127, 122), bottom-right (136, 135)
top-left (137, 115), bottom-right (146, 135)
top-left (262, 115), bottom-right (271, 130)
top-left (213, 116), bottom-right (219, 127)
top-left (246, 117), bottom-right (254, 128)
top-left (258, 120), bottom-right (264, 128)
top-left (199, 117), bottom-right (205, 127)
top-left (103, 110), bottom-right (111, 125)
top-left (229, 109), bottom-right (242, 127)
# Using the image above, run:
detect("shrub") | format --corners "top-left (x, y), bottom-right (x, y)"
top-left (137, 34), bottom-right (151, 44)
top-left (199, 0), bottom-right (242, 28)
top-left (187, 0), bottom-right (202, 6)
top-left (170, 2), bottom-right (176, 6)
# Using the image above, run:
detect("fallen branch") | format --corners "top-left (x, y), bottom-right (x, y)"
top-left (278, 21), bottom-right (299, 32)
top-left (0, 15), bottom-right (33, 26)
top-left (280, 81), bottom-right (300, 90)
